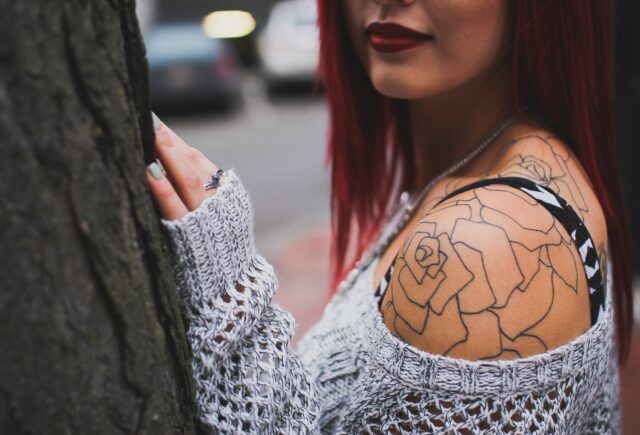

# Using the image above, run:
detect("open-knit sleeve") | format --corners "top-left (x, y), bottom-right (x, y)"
top-left (160, 169), bottom-right (320, 433)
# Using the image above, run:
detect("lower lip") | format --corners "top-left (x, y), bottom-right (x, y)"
top-left (368, 34), bottom-right (432, 53)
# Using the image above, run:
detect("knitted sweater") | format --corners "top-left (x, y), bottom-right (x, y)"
top-left (161, 169), bottom-right (621, 434)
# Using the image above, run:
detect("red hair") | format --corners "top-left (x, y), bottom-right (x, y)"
top-left (316, 1), bottom-right (634, 360)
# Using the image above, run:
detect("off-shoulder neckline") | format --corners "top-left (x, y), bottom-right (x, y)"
top-left (361, 254), bottom-right (615, 396)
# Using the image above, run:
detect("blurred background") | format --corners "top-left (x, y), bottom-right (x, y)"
top-left (137, 0), bottom-right (331, 336)
top-left (136, 1), bottom-right (640, 430)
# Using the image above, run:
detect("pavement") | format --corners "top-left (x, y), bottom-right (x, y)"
top-left (269, 223), bottom-right (331, 337)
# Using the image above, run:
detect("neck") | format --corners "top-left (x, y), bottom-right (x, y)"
top-left (408, 60), bottom-right (513, 188)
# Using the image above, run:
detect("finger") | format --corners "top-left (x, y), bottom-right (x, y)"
top-left (153, 114), bottom-right (217, 175)
top-left (157, 138), bottom-right (216, 210)
top-left (153, 120), bottom-right (218, 210)
top-left (146, 162), bottom-right (189, 220)
top-left (160, 125), bottom-right (217, 174)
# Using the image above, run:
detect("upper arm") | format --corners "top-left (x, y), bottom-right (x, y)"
top-left (380, 183), bottom-right (594, 360)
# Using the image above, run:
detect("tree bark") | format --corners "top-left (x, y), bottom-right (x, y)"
top-left (0, 0), bottom-right (197, 433)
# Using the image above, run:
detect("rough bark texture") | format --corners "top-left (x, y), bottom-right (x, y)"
top-left (0, 0), bottom-right (197, 433)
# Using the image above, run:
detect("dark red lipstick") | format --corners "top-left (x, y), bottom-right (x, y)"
top-left (366, 22), bottom-right (433, 54)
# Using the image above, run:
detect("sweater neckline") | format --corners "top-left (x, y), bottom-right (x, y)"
top-left (360, 254), bottom-right (615, 396)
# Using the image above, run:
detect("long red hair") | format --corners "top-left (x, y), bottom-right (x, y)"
top-left (316, 0), bottom-right (634, 360)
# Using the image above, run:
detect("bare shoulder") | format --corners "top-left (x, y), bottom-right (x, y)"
top-left (380, 130), bottom-right (608, 360)
top-left (439, 129), bottom-right (608, 275)
top-left (484, 131), bottom-right (601, 221)
top-left (484, 130), bottom-right (609, 265)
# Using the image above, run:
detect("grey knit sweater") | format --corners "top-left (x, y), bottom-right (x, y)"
top-left (161, 169), bottom-right (621, 434)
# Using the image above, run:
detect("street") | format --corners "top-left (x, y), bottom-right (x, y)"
top-left (162, 80), bottom-right (330, 252)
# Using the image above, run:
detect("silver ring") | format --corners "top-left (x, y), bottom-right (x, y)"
top-left (203, 168), bottom-right (225, 191)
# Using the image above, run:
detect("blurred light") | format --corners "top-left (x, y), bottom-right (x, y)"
top-left (202, 11), bottom-right (256, 39)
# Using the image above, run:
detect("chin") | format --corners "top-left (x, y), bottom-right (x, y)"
top-left (368, 65), bottom-right (443, 100)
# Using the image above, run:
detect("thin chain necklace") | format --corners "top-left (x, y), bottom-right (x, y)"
top-left (335, 105), bottom-right (529, 294)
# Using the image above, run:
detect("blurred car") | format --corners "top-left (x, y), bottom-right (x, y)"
top-left (145, 22), bottom-right (241, 110)
top-left (257, 0), bottom-right (319, 89)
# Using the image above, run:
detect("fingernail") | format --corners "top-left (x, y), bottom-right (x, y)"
top-left (155, 158), bottom-right (165, 172)
top-left (152, 111), bottom-right (162, 130)
top-left (148, 162), bottom-right (163, 180)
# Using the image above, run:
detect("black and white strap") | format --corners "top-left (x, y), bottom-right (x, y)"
top-left (374, 176), bottom-right (605, 326)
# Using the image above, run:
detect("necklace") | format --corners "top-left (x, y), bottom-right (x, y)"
top-left (335, 105), bottom-right (529, 294)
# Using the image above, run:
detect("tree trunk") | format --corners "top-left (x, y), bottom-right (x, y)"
top-left (0, 0), bottom-right (197, 433)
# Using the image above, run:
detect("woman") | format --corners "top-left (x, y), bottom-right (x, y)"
top-left (146, 0), bottom-right (633, 433)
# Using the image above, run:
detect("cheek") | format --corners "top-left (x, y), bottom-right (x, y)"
top-left (435, 1), bottom-right (510, 76)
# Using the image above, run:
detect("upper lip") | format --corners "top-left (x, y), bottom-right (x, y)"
top-left (365, 22), bottom-right (432, 39)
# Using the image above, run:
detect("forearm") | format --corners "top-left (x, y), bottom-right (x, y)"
top-left (161, 169), bottom-right (320, 433)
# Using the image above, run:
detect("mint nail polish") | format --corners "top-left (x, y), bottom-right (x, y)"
top-left (148, 162), bottom-right (163, 180)
top-left (155, 158), bottom-right (165, 172)
top-left (152, 112), bottom-right (162, 130)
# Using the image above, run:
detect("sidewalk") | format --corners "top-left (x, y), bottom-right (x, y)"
top-left (269, 224), bottom-right (330, 340)
top-left (268, 226), bottom-right (640, 433)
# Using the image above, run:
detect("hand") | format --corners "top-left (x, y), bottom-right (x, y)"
top-left (146, 113), bottom-right (222, 221)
